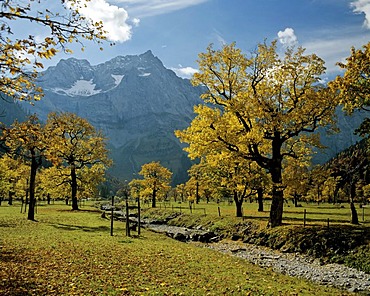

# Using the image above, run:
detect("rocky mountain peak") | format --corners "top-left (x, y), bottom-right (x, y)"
top-left (21, 51), bottom-right (203, 183)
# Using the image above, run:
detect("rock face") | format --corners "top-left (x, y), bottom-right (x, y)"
top-left (21, 51), bottom-right (203, 184)
top-left (18, 50), bottom-right (368, 183)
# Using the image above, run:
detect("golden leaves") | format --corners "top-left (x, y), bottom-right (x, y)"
top-left (2, 112), bottom-right (111, 202)
top-left (132, 161), bottom-right (172, 202)
top-left (329, 42), bottom-right (370, 115)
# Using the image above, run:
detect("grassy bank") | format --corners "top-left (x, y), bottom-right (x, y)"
top-left (140, 203), bottom-right (370, 274)
top-left (0, 202), bottom-right (351, 295)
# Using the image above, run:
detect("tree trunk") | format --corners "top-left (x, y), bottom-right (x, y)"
top-left (350, 182), bottom-right (359, 224)
top-left (333, 185), bottom-right (339, 204)
top-left (269, 187), bottom-right (284, 227)
top-left (71, 166), bottom-right (79, 210)
top-left (350, 201), bottom-right (359, 224)
top-left (268, 136), bottom-right (284, 228)
top-left (28, 151), bottom-right (38, 221)
top-left (294, 193), bottom-right (299, 207)
top-left (8, 191), bottom-right (13, 205)
top-left (233, 191), bottom-right (243, 217)
top-left (257, 187), bottom-right (264, 212)
top-left (195, 181), bottom-right (200, 204)
top-left (152, 186), bottom-right (156, 208)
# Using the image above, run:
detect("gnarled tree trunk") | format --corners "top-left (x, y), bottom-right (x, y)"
top-left (71, 165), bottom-right (79, 211)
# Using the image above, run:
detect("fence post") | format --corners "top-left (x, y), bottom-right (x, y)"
top-left (363, 206), bottom-right (365, 222)
top-left (137, 197), bottom-right (141, 236)
top-left (125, 196), bottom-right (130, 237)
top-left (110, 195), bottom-right (114, 236)
top-left (218, 206), bottom-right (221, 217)
top-left (303, 209), bottom-right (306, 227)
top-left (327, 218), bottom-right (329, 228)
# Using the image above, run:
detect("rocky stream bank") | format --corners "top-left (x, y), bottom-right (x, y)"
top-left (142, 222), bottom-right (370, 294)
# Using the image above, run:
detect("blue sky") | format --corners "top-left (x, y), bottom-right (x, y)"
top-left (25, 0), bottom-right (370, 78)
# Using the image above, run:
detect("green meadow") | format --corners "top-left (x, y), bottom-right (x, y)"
top-left (0, 202), bottom-right (355, 295)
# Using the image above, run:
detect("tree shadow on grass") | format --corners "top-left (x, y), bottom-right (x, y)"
top-left (50, 223), bottom-right (110, 233)
top-left (56, 208), bottom-right (102, 214)
top-left (283, 210), bottom-right (351, 217)
top-left (0, 249), bottom-right (51, 296)
top-left (0, 277), bottom-right (49, 296)
top-left (242, 215), bottom-right (269, 221)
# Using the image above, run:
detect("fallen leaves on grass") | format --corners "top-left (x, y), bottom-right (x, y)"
top-left (0, 204), bottom-right (350, 295)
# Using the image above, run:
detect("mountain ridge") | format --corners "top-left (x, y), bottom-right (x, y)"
top-left (15, 51), bottom-right (367, 184)
top-left (21, 51), bottom-right (203, 183)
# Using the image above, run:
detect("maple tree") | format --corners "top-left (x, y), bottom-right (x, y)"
top-left (201, 152), bottom-right (268, 217)
top-left (186, 162), bottom-right (216, 204)
top-left (330, 42), bottom-right (370, 136)
top-left (0, 0), bottom-right (107, 102)
top-left (175, 183), bottom-right (187, 203)
top-left (176, 41), bottom-right (339, 227)
top-left (136, 161), bottom-right (172, 208)
top-left (0, 155), bottom-right (27, 206)
top-left (2, 115), bottom-right (48, 220)
top-left (283, 147), bottom-right (312, 207)
top-left (45, 112), bottom-right (111, 210)
top-left (324, 142), bottom-right (369, 224)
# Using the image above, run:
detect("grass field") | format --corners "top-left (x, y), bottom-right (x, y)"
top-left (0, 202), bottom-right (352, 295)
top-left (150, 199), bottom-right (370, 227)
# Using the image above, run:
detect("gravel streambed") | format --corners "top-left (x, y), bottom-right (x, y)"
top-left (202, 240), bottom-right (370, 294)
top-left (144, 223), bottom-right (370, 294)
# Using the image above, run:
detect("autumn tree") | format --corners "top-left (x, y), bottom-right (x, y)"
top-left (330, 42), bottom-right (370, 136)
top-left (283, 146), bottom-right (312, 207)
top-left (45, 112), bottom-right (111, 210)
top-left (2, 115), bottom-right (48, 220)
top-left (175, 183), bottom-right (187, 203)
top-left (176, 41), bottom-right (338, 227)
top-left (201, 152), bottom-right (268, 217)
top-left (0, 155), bottom-right (27, 206)
top-left (137, 161), bottom-right (172, 208)
top-left (0, 0), bottom-right (107, 102)
top-left (325, 143), bottom-right (369, 224)
top-left (38, 166), bottom-right (70, 203)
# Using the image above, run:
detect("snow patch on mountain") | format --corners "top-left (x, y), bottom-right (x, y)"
top-left (111, 74), bottom-right (124, 86)
top-left (139, 72), bottom-right (151, 77)
top-left (53, 79), bottom-right (102, 97)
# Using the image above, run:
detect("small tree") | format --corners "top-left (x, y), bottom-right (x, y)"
top-left (45, 112), bottom-right (111, 210)
top-left (138, 162), bottom-right (172, 208)
top-left (2, 115), bottom-right (48, 220)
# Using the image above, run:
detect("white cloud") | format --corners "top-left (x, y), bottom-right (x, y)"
top-left (277, 28), bottom-right (298, 47)
top-left (351, 0), bottom-right (370, 29)
top-left (67, 0), bottom-right (134, 42)
top-left (303, 33), bottom-right (370, 74)
top-left (132, 18), bottom-right (140, 27)
top-left (170, 66), bottom-right (199, 79)
top-left (112, 0), bottom-right (209, 18)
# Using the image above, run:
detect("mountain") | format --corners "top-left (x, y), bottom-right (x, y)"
top-left (18, 50), bottom-right (368, 184)
top-left (0, 96), bottom-right (28, 126)
top-left (313, 109), bottom-right (367, 165)
top-left (21, 50), bottom-right (203, 184)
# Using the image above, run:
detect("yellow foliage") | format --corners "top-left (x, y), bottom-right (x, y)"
top-left (176, 41), bottom-right (339, 225)
top-left (330, 42), bottom-right (370, 113)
